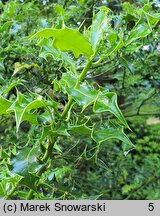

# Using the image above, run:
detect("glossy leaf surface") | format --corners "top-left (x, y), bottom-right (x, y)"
top-left (31, 27), bottom-right (93, 58)
top-left (90, 7), bottom-right (110, 51)
top-left (7, 92), bottom-right (46, 131)
top-left (11, 146), bottom-right (42, 191)
top-left (92, 123), bottom-right (133, 149)
top-left (39, 39), bottom-right (76, 71)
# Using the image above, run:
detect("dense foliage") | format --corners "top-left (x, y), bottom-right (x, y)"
top-left (0, 0), bottom-right (160, 200)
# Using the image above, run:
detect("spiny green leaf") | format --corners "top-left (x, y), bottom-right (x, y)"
top-left (30, 27), bottom-right (93, 58)
top-left (38, 125), bottom-right (53, 143)
top-left (126, 20), bottom-right (151, 46)
top-left (0, 97), bottom-right (12, 115)
top-left (106, 36), bottom-right (124, 56)
top-left (93, 91), bottom-right (129, 128)
top-left (0, 21), bottom-right (13, 33)
top-left (1, 79), bottom-right (24, 95)
top-left (67, 82), bottom-right (128, 127)
top-left (7, 92), bottom-right (46, 132)
top-left (55, 72), bottom-right (77, 92)
top-left (13, 62), bottom-right (40, 76)
top-left (68, 82), bottom-right (97, 110)
top-left (52, 166), bottom-right (70, 182)
top-left (19, 173), bottom-right (39, 191)
top-left (92, 122), bottom-right (133, 151)
top-left (11, 146), bottom-right (42, 191)
top-left (90, 7), bottom-right (110, 51)
top-left (122, 2), bottom-right (137, 16)
top-left (56, 72), bottom-right (128, 127)
top-left (107, 33), bottom-right (118, 45)
top-left (53, 4), bottom-right (65, 15)
top-left (70, 123), bottom-right (92, 135)
top-left (39, 39), bottom-right (76, 72)
top-left (69, 117), bottom-right (92, 135)
top-left (144, 11), bottom-right (160, 28)
top-left (56, 72), bottom-right (97, 109)
top-left (0, 147), bottom-right (9, 159)
top-left (11, 146), bottom-right (42, 175)
top-left (56, 122), bottom-right (70, 136)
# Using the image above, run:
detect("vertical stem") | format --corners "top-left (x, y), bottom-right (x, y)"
top-left (75, 60), bottom-right (92, 86)
top-left (42, 136), bottom-right (57, 162)
top-left (26, 190), bottom-right (34, 200)
top-left (61, 96), bottom-right (73, 119)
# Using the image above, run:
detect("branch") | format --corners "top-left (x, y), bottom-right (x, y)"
top-left (77, 59), bottom-right (114, 71)
top-left (125, 112), bottom-right (160, 118)
top-left (137, 89), bottom-right (157, 115)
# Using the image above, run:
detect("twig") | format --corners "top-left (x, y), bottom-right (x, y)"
top-left (77, 59), bottom-right (114, 71)
top-left (137, 89), bottom-right (157, 115)
top-left (125, 113), bottom-right (160, 118)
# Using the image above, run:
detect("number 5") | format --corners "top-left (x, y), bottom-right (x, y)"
top-left (148, 203), bottom-right (154, 211)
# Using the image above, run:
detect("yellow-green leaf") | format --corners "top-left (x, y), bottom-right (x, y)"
top-left (90, 7), bottom-right (110, 51)
top-left (30, 27), bottom-right (93, 58)
top-left (0, 97), bottom-right (12, 115)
